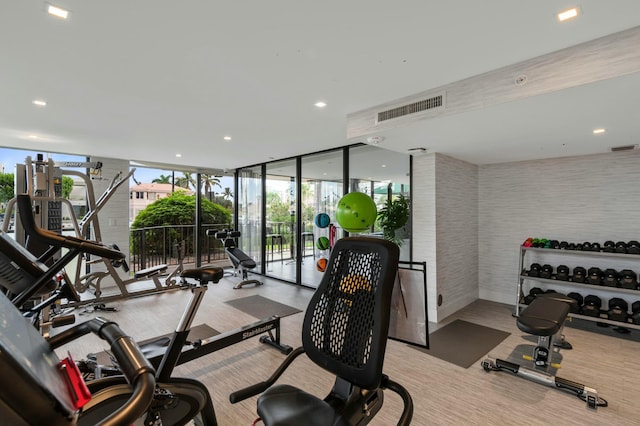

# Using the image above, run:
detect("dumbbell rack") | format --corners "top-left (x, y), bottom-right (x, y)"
top-left (516, 246), bottom-right (640, 331)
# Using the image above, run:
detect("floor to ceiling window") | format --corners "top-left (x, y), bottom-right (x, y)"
top-left (264, 159), bottom-right (297, 282)
top-left (300, 150), bottom-right (344, 287)
top-left (236, 165), bottom-right (263, 270)
top-left (236, 143), bottom-right (411, 288)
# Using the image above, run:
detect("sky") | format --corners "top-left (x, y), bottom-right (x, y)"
top-left (0, 147), bottom-right (233, 190)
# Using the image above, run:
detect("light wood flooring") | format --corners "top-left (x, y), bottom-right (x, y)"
top-left (54, 277), bottom-right (640, 425)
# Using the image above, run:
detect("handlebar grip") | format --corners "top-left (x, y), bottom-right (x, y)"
top-left (229, 381), bottom-right (270, 403)
top-left (88, 318), bottom-right (155, 384)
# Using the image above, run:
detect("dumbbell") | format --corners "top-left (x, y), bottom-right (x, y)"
top-left (559, 241), bottom-right (569, 250)
top-left (627, 240), bottom-right (640, 254)
top-left (602, 269), bottom-right (619, 287)
top-left (582, 242), bottom-right (592, 251)
top-left (582, 295), bottom-right (602, 317)
top-left (575, 243), bottom-right (584, 251)
top-left (590, 242), bottom-right (601, 252)
top-left (523, 287), bottom-right (544, 305)
top-left (607, 298), bottom-right (629, 323)
top-left (602, 240), bottom-right (615, 253)
top-left (556, 265), bottom-right (570, 281)
top-left (548, 240), bottom-right (560, 249)
top-left (619, 269), bottom-right (638, 290)
top-left (567, 243), bottom-right (577, 250)
top-left (615, 241), bottom-right (627, 253)
top-left (522, 237), bottom-right (534, 247)
top-left (567, 292), bottom-right (583, 314)
top-left (572, 266), bottom-right (586, 283)
top-left (540, 264), bottom-right (553, 279)
top-left (631, 301), bottom-right (640, 325)
top-left (527, 263), bottom-right (542, 277)
top-left (587, 267), bottom-right (603, 285)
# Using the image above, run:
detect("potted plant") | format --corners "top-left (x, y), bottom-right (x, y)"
top-left (377, 194), bottom-right (410, 246)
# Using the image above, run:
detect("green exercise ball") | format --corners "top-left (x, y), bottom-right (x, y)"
top-left (336, 192), bottom-right (377, 233)
top-left (316, 236), bottom-right (330, 250)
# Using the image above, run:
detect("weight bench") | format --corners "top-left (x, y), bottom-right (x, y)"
top-left (481, 294), bottom-right (607, 409)
top-left (209, 229), bottom-right (262, 289)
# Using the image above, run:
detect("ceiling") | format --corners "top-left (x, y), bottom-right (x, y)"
top-left (1, 1), bottom-right (639, 174)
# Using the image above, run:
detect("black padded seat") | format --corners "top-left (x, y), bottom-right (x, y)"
top-left (537, 291), bottom-right (579, 312)
top-left (228, 247), bottom-right (257, 269)
top-left (517, 296), bottom-right (570, 336)
top-left (257, 384), bottom-right (349, 426)
top-left (181, 267), bottom-right (224, 284)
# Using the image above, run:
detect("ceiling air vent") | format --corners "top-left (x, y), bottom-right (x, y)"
top-left (377, 94), bottom-right (444, 123)
top-left (610, 144), bottom-right (638, 152)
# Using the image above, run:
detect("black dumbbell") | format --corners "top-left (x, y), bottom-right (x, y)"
top-left (627, 240), bottom-right (640, 255)
top-left (523, 287), bottom-right (544, 305)
top-left (567, 243), bottom-right (577, 250)
top-left (602, 269), bottom-right (619, 287)
top-left (527, 263), bottom-right (542, 277)
top-left (587, 267), bottom-right (603, 285)
top-left (631, 301), bottom-right (640, 325)
top-left (556, 265), bottom-right (570, 281)
top-left (559, 241), bottom-right (569, 249)
top-left (582, 295), bottom-right (602, 317)
top-left (549, 240), bottom-right (560, 249)
top-left (619, 269), bottom-right (638, 290)
top-left (602, 240), bottom-right (615, 253)
top-left (615, 241), bottom-right (627, 253)
top-left (572, 266), bottom-right (586, 283)
top-left (540, 264), bottom-right (553, 279)
top-left (607, 298), bottom-right (629, 322)
top-left (582, 242), bottom-right (592, 251)
top-left (590, 242), bottom-right (601, 252)
top-left (567, 292), bottom-right (583, 313)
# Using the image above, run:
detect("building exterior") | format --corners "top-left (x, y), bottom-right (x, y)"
top-left (129, 183), bottom-right (193, 223)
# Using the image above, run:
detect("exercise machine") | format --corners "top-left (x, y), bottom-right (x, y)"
top-left (83, 265), bottom-right (292, 381)
top-left (210, 229), bottom-right (262, 289)
top-left (230, 237), bottom-right (413, 425)
top-left (481, 293), bottom-right (607, 409)
top-left (0, 288), bottom-right (157, 425)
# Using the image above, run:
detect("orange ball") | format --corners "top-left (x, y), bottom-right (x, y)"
top-left (316, 257), bottom-right (328, 272)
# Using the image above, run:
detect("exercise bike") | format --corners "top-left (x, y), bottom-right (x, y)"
top-left (1, 194), bottom-right (220, 424)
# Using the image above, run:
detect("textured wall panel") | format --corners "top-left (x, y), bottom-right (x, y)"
top-left (412, 154), bottom-right (437, 320)
top-left (478, 150), bottom-right (640, 305)
top-left (434, 154), bottom-right (479, 320)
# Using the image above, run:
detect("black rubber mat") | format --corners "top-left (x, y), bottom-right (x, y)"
top-left (416, 319), bottom-right (510, 368)
top-left (225, 295), bottom-right (301, 319)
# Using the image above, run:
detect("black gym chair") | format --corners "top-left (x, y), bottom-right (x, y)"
top-left (230, 237), bottom-right (413, 425)
top-left (210, 229), bottom-right (262, 289)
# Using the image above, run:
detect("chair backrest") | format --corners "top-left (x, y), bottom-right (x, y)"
top-left (302, 237), bottom-right (399, 390)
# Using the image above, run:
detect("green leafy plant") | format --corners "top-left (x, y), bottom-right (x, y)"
top-left (377, 194), bottom-right (410, 246)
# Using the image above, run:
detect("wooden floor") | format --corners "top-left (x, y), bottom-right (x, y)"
top-left (55, 277), bottom-right (640, 425)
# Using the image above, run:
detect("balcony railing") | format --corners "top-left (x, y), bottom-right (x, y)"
top-left (129, 224), bottom-right (230, 272)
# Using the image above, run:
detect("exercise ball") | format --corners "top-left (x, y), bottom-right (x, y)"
top-left (314, 213), bottom-right (330, 228)
top-left (336, 192), bottom-right (377, 233)
top-left (316, 236), bottom-right (330, 251)
top-left (316, 257), bottom-right (328, 272)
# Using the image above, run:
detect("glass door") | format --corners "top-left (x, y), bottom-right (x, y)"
top-left (300, 151), bottom-right (343, 287)
top-left (264, 159), bottom-right (297, 282)
top-left (237, 166), bottom-right (263, 269)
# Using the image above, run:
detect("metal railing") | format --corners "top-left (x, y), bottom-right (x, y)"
top-left (129, 223), bottom-right (231, 272)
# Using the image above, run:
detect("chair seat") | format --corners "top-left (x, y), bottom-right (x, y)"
top-left (257, 384), bottom-right (349, 426)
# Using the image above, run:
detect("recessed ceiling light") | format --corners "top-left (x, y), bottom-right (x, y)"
top-left (593, 128), bottom-right (606, 135)
top-left (28, 134), bottom-right (39, 139)
top-left (33, 99), bottom-right (47, 107)
top-left (381, 164), bottom-right (387, 168)
top-left (314, 101), bottom-right (327, 108)
top-left (557, 7), bottom-right (579, 22)
top-left (47, 4), bottom-right (69, 19)
top-left (176, 153), bottom-right (182, 158)
top-left (223, 136), bottom-right (232, 141)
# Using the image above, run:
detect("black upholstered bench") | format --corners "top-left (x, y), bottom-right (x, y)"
top-left (517, 294), bottom-right (573, 337)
